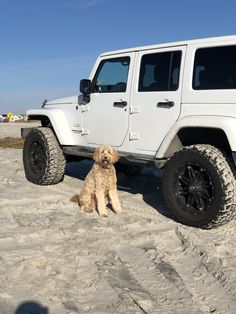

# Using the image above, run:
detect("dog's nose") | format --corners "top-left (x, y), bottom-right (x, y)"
top-left (104, 156), bottom-right (108, 160)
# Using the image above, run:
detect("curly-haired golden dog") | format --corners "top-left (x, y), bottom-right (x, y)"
top-left (79, 145), bottom-right (123, 217)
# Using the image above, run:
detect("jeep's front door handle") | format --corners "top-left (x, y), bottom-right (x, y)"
top-left (157, 101), bottom-right (174, 108)
top-left (113, 101), bottom-right (127, 108)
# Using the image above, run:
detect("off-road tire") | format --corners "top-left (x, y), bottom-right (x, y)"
top-left (162, 144), bottom-right (236, 228)
top-left (23, 127), bottom-right (66, 185)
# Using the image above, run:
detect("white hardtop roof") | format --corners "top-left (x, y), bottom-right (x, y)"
top-left (101, 35), bottom-right (236, 57)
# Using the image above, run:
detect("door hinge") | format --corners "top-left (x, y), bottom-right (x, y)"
top-left (81, 105), bottom-right (89, 112)
top-left (79, 128), bottom-right (89, 135)
top-left (129, 132), bottom-right (140, 140)
top-left (130, 106), bottom-right (140, 114)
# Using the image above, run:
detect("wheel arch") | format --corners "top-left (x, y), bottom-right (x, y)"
top-left (156, 116), bottom-right (236, 158)
top-left (27, 109), bottom-right (75, 145)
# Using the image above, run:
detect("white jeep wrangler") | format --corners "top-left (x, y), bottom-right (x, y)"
top-left (22, 35), bottom-right (236, 228)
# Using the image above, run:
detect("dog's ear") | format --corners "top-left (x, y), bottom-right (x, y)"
top-left (112, 147), bottom-right (119, 163)
top-left (93, 147), bottom-right (100, 163)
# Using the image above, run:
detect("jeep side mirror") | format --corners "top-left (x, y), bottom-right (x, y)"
top-left (80, 79), bottom-right (91, 94)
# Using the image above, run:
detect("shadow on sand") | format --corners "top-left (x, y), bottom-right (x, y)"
top-left (14, 301), bottom-right (48, 314)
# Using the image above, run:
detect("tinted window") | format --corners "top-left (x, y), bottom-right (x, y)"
top-left (193, 45), bottom-right (236, 90)
top-left (138, 51), bottom-right (182, 92)
top-left (92, 57), bottom-right (130, 93)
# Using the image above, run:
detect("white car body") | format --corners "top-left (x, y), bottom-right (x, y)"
top-left (25, 35), bottom-right (236, 163)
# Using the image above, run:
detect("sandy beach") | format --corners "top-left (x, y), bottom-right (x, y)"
top-left (0, 123), bottom-right (235, 314)
top-left (0, 122), bottom-right (40, 139)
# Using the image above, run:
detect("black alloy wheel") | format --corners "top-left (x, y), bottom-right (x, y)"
top-left (174, 163), bottom-right (214, 215)
top-left (29, 140), bottom-right (46, 175)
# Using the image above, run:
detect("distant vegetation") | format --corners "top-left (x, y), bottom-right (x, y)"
top-left (0, 137), bottom-right (24, 149)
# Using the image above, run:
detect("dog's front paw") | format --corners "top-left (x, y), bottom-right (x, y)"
top-left (116, 207), bottom-right (123, 214)
top-left (81, 205), bottom-right (94, 213)
top-left (100, 213), bottom-right (108, 218)
top-left (113, 205), bottom-right (123, 214)
top-left (84, 209), bottom-right (94, 213)
top-left (99, 208), bottom-right (108, 218)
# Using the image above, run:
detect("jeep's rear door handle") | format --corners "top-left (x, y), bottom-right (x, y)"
top-left (157, 101), bottom-right (174, 108)
top-left (113, 101), bottom-right (127, 108)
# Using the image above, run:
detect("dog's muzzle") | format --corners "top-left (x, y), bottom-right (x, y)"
top-left (101, 156), bottom-right (110, 168)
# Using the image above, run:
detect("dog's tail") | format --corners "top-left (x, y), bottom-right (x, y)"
top-left (70, 194), bottom-right (80, 203)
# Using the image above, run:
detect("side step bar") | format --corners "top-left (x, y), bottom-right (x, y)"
top-left (62, 146), bottom-right (167, 169)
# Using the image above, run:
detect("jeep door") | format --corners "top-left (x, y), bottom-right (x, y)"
top-left (131, 46), bottom-right (186, 152)
top-left (82, 53), bottom-right (135, 146)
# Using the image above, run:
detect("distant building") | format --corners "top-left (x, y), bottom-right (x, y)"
top-left (0, 114), bottom-right (9, 122)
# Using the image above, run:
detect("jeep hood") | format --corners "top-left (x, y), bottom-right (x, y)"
top-left (45, 95), bottom-right (78, 105)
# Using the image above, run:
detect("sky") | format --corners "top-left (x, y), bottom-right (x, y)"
top-left (0, 0), bottom-right (236, 114)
